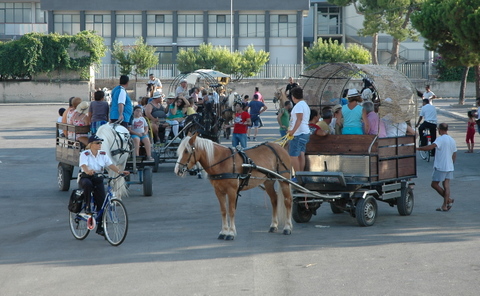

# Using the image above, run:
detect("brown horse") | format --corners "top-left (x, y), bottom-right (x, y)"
top-left (174, 134), bottom-right (293, 240)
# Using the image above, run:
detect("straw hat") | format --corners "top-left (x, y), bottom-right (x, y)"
top-left (152, 91), bottom-right (163, 99)
top-left (166, 92), bottom-right (176, 99)
top-left (75, 101), bottom-right (89, 114)
top-left (347, 89), bottom-right (360, 97)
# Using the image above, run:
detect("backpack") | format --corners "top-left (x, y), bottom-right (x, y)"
top-left (68, 189), bottom-right (84, 213)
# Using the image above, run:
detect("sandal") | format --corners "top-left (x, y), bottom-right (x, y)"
top-left (436, 207), bottom-right (450, 212)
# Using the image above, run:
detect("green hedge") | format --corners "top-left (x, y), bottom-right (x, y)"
top-left (0, 31), bottom-right (106, 80)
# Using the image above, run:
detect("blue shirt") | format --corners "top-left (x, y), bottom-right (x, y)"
top-left (110, 85), bottom-right (133, 123)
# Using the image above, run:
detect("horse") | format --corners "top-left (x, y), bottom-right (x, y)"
top-left (96, 123), bottom-right (132, 198)
top-left (174, 134), bottom-right (293, 240)
top-left (273, 87), bottom-right (288, 108)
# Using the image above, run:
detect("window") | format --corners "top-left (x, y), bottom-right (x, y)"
top-left (0, 2), bottom-right (32, 23)
top-left (147, 14), bottom-right (173, 37)
top-left (154, 46), bottom-right (173, 64)
top-left (178, 14), bottom-right (203, 38)
top-left (208, 14), bottom-right (230, 38)
top-left (317, 6), bottom-right (342, 35)
top-left (239, 14), bottom-right (265, 38)
top-left (53, 14), bottom-right (81, 35)
top-left (86, 14), bottom-right (111, 37)
top-left (270, 14), bottom-right (297, 37)
top-left (116, 14), bottom-right (142, 38)
top-left (35, 3), bottom-right (46, 23)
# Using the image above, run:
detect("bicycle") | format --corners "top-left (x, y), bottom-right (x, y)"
top-left (418, 128), bottom-right (432, 162)
top-left (69, 174), bottom-right (128, 246)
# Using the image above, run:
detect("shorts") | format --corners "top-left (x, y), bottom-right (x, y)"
top-left (288, 133), bottom-right (310, 157)
top-left (131, 134), bottom-right (148, 140)
top-left (250, 115), bottom-right (261, 127)
top-left (432, 168), bottom-right (454, 182)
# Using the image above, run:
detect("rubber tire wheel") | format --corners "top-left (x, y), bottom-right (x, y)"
top-left (292, 201), bottom-right (313, 223)
top-left (397, 187), bottom-right (414, 216)
top-left (355, 196), bottom-right (377, 227)
top-left (330, 202), bottom-right (343, 214)
top-left (152, 151), bottom-right (159, 173)
top-left (69, 211), bottom-right (90, 240)
top-left (143, 167), bottom-right (153, 196)
top-left (58, 163), bottom-right (72, 191)
top-left (103, 199), bottom-right (128, 246)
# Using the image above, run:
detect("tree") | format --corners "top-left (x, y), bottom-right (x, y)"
top-left (329, 0), bottom-right (421, 65)
top-left (111, 37), bottom-right (159, 81)
top-left (411, 0), bottom-right (480, 104)
top-left (176, 43), bottom-right (269, 81)
top-left (304, 38), bottom-right (371, 65)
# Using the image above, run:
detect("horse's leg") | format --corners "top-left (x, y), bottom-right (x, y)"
top-left (264, 180), bottom-right (279, 233)
top-left (225, 188), bottom-right (238, 240)
top-left (280, 180), bottom-right (293, 235)
top-left (214, 187), bottom-right (229, 240)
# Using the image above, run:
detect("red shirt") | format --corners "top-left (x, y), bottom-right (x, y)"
top-left (233, 111), bottom-right (250, 134)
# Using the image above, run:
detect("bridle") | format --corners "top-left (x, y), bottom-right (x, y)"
top-left (176, 143), bottom-right (198, 175)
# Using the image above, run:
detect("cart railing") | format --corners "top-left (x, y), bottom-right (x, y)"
top-left (56, 123), bottom-right (90, 167)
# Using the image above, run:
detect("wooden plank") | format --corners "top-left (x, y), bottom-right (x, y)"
top-left (306, 134), bottom-right (377, 155)
top-left (397, 157), bottom-right (416, 177)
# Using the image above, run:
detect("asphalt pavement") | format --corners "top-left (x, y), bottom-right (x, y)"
top-left (0, 100), bottom-right (479, 296)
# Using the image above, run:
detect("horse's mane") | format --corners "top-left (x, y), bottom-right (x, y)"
top-left (178, 135), bottom-right (216, 165)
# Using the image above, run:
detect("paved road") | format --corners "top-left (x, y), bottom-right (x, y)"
top-left (0, 103), bottom-right (479, 296)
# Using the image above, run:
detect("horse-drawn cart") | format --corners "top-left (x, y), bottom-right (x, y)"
top-left (290, 134), bottom-right (416, 226)
top-left (56, 123), bottom-right (153, 196)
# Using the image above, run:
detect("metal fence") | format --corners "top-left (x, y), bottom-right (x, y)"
top-left (95, 63), bottom-right (429, 80)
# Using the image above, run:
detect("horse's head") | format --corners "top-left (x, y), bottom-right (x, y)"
top-left (174, 134), bottom-right (198, 176)
top-left (274, 88), bottom-right (287, 106)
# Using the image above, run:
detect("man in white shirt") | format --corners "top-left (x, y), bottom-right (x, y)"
top-left (416, 98), bottom-right (438, 154)
top-left (417, 123), bottom-right (457, 212)
top-left (146, 73), bottom-right (162, 96)
top-left (175, 79), bottom-right (189, 98)
top-left (423, 85), bottom-right (436, 104)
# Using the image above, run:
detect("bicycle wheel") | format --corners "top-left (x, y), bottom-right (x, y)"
top-left (103, 199), bottom-right (128, 246)
top-left (69, 212), bottom-right (90, 240)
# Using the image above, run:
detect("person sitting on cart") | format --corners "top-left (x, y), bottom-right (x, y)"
top-left (79, 135), bottom-right (130, 236)
top-left (308, 109), bottom-right (329, 137)
top-left (341, 89), bottom-right (369, 135)
top-left (165, 95), bottom-right (189, 140)
top-left (144, 91), bottom-right (168, 143)
top-left (129, 106), bottom-right (154, 161)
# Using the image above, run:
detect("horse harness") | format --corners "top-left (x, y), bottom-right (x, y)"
top-left (108, 125), bottom-right (132, 157)
top-left (207, 143), bottom-right (290, 199)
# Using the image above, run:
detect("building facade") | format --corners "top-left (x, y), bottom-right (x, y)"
top-left (37, 0), bottom-right (309, 65)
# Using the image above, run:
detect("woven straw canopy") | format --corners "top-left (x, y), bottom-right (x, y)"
top-left (301, 63), bottom-right (417, 123)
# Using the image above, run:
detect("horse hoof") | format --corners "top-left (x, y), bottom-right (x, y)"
top-left (225, 235), bottom-right (235, 241)
top-left (218, 234), bottom-right (226, 240)
top-left (269, 227), bottom-right (278, 233)
top-left (283, 229), bottom-right (292, 235)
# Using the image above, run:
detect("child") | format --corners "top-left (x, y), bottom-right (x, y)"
top-left (466, 110), bottom-right (476, 153)
top-left (89, 90), bottom-right (109, 135)
top-left (226, 102), bottom-right (251, 148)
top-left (277, 100), bottom-right (292, 137)
top-left (57, 108), bottom-right (66, 137)
top-left (129, 106), bottom-right (153, 161)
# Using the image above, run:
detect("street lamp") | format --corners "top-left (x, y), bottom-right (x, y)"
top-left (230, 0), bottom-right (233, 52)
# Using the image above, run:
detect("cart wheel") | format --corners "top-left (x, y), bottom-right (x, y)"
top-left (397, 187), bottom-right (414, 216)
top-left (58, 163), bottom-right (72, 191)
top-left (292, 201), bottom-right (313, 223)
top-left (330, 202), bottom-right (344, 214)
top-left (355, 196), bottom-right (377, 226)
top-left (152, 151), bottom-right (159, 173)
top-left (143, 167), bottom-right (153, 196)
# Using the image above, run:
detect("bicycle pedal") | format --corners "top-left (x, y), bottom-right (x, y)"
top-left (87, 216), bottom-right (96, 230)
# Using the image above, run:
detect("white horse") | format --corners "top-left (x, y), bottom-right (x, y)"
top-left (96, 124), bottom-right (132, 198)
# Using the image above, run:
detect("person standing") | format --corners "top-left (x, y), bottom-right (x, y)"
top-left (423, 85), bottom-right (436, 104)
top-left (89, 90), bottom-right (109, 135)
top-left (277, 100), bottom-right (292, 137)
top-left (466, 110), bottom-right (476, 153)
top-left (287, 87), bottom-right (310, 182)
top-left (254, 87), bottom-right (264, 103)
top-left (226, 102), bottom-right (251, 148)
top-left (247, 94), bottom-right (267, 141)
top-left (417, 123), bottom-right (457, 212)
top-left (110, 75), bottom-right (133, 129)
top-left (285, 77), bottom-right (298, 103)
top-left (416, 98), bottom-right (437, 156)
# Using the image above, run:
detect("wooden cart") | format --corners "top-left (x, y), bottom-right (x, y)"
top-left (290, 134), bottom-right (416, 226)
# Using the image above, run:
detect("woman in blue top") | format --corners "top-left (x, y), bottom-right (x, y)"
top-left (341, 89), bottom-right (369, 135)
